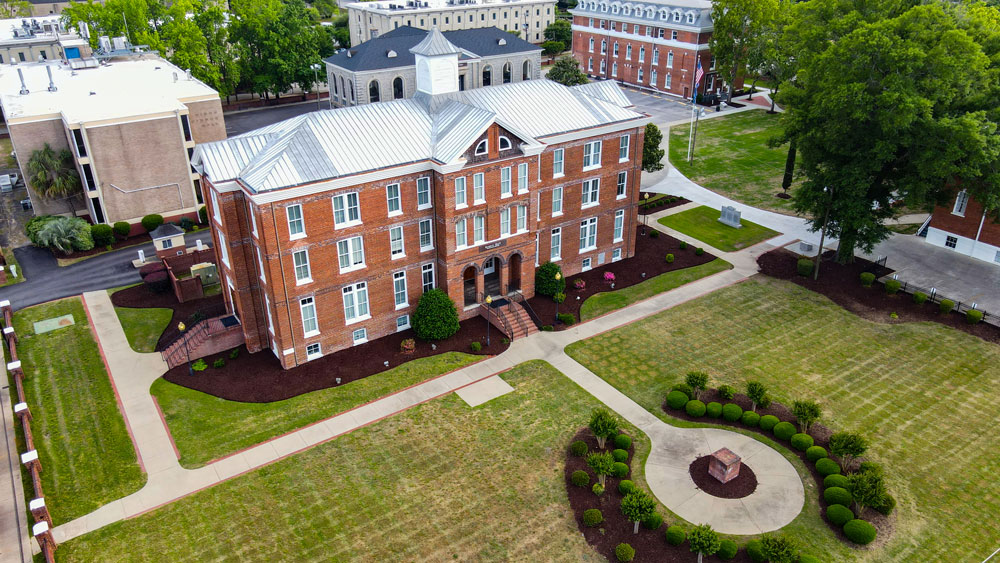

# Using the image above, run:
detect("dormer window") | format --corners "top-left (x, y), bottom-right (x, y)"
top-left (673, 11), bottom-right (680, 22)
top-left (686, 12), bottom-right (695, 24)
top-left (499, 136), bottom-right (512, 151)
top-left (387, 50), bottom-right (397, 58)
top-left (475, 140), bottom-right (488, 156)
top-left (498, 38), bottom-right (507, 46)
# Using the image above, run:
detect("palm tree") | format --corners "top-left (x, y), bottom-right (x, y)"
top-left (27, 144), bottom-right (82, 214)
top-left (36, 218), bottom-right (77, 255)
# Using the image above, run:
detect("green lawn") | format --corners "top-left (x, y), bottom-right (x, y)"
top-left (566, 277), bottom-right (1000, 562)
top-left (113, 307), bottom-right (172, 353)
top-left (580, 258), bottom-right (732, 321)
top-left (57, 361), bottom-right (630, 562)
top-left (669, 109), bottom-right (800, 214)
top-left (2, 247), bottom-right (24, 286)
top-left (11, 298), bottom-right (145, 524)
top-left (153, 351), bottom-right (484, 468)
top-left (658, 206), bottom-right (779, 252)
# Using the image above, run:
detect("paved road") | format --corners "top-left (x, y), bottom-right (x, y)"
top-left (224, 102), bottom-right (324, 137)
top-left (0, 231), bottom-right (212, 312)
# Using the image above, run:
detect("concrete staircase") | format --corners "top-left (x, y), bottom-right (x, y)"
top-left (161, 315), bottom-right (245, 368)
top-left (483, 301), bottom-right (539, 340)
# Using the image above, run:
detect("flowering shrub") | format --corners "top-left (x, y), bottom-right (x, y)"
top-left (574, 279), bottom-right (586, 290)
top-left (604, 272), bottom-right (616, 284)
top-left (400, 338), bottom-right (416, 353)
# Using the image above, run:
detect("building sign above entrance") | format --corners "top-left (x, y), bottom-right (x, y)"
top-left (479, 240), bottom-right (507, 252)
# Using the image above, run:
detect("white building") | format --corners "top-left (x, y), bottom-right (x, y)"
top-left (0, 16), bottom-right (91, 64)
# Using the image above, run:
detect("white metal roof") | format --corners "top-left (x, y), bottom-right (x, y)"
top-left (409, 27), bottom-right (463, 57)
top-left (571, 80), bottom-right (634, 109)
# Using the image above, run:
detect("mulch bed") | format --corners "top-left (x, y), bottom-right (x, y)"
top-left (638, 193), bottom-right (691, 216)
top-left (758, 247), bottom-right (1000, 344)
top-left (162, 315), bottom-right (508, 403)
top-left (110, 283), bottom-right (225, 351)
top-left (565, 428), bottom-right (751, 562)
top-left (528, 227), bottom-right (717, 328)
top-left (56, 233), bottom-right (151, 260)
top-left (688, 456), bottom-right (757, 499)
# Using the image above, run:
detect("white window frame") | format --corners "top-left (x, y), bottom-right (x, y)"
top-left (583, 140), bottom-right (602, 170)
top-left (474, 139), bottom-right (488, 155)
top-left (517, 163), bottom-right (528, 193)
top-left (474, 173), bottom-right (485, 204)
top-left (396, 314), bottom-right (411, 331)
top-left (389, 226), bottom-right (405, 259)
top-left (286, 204), bottom-right (305, 240)
top-left (517, 205), bottom-right (527, 232)
top-left (455, 177), bottom-right (467, 208)
top-left (579, 217), bottom-right (597, 252)
top-left (945, 235), bottom-right (958, 249)
top-left (256, 247), bottom-right (266, 282)
top-left (386, 183), bottom-right (402, 216)
top-left (501, 166), bottom-right (512, 197)
top-left (416, 177), bottom-right (431, 210)
top-left (582, 178), bottom-right (600, 208)
top-left (953, 190), bottom-right (969, 216)
top-left (582, 257), bottom-right (593, 271)
top-left (211, 189), bottom-right (221, 223)
top-left (306, 342), bottom-right (322, 360)
top-left (300, 296), bottom-right (319, 336)
top-left (293, 249), bottom-right (312, 284)
top-left (337, 235), bottom-right (366, 273)
top-left (265, 295), bottom-right (274, 334)
top-left (419, 219), bottom-right (433, 251)
top-left (474, 215), bottom-right (485, 243)
top-left (619, 134), bottom-right (630, 162)
top-left (342, 282), bottom-right (371, 325)
top-left (617, 171), bottom-right (628, 199)
top-left (456, 218), bottom-right (467, 248)
top-left (551, 227), bottom-right (561, 260)
top-left (552, 186), bottom-right (563, 216)
top-left (352, 327), bottom-right (368, 345)
top-left (667, 51), bottom-right (674, 68)
top-left (612, 247), bottom-right (622, 262)
top-left (332, 192), bottom-right (362, 228)
top-left (500, 207), bottom-right (511, 236)
top-left (218, 231), bottom-right (229, 266)
top-left (498, 136), bottom-right (512, 151)
top-left (248, 201), bottom-right (258, 237)
top-left (614, 209), bottom-right (625, 242)
top-left (393, 271), bottom-right (408, 309)
top-left (421, 263), bottom-right (435, 292)
top-left (553, 148), bottom-right (564, 177)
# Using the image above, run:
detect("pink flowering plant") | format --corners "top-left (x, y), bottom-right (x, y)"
top-left (574, 278), bottom-right (586, 290)
top-left (604, 272), bottom-right (616, 284)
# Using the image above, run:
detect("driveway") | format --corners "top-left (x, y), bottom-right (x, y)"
top-left (224, 103), bottom-right (324, 137)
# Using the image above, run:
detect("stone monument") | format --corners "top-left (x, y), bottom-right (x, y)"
top-left (708, 447), bottom-right (741, 483)
top-left (719, 206), bottom-right (742, 228)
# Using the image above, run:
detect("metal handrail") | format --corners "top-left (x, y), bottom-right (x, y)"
top-left (162, 321), bottom-right (208, 363)
top-left (507, 287), bottom-right (542, 329)
top-left (480, 292), bottom-right (513, 340)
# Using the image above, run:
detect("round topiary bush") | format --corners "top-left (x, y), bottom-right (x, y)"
top-left (614, 433), bottom-right (632, 450)
top-left (571, 470), bottom-right (590, 487)
top-left (717, 384), bottom-right (736, 400)
top-left (706, 402), bottom-right (723, 418)
top-left (843, 519), bottom-right (877, 545)
top-left (823, 473), bottom-right (850, 489)
top-left (583, 508), bottom-right (603, 527)
top-left (939, 298), bottom-right (955, 314)
top-left (695, 247), bottom-right (705, 256)
top-left (717, 539), bottom-right (738, 560)
top-left (642, 511), bottom-right (663, 530)
top-left (112, 221), bottom-right (131, 239)
top-left (570, 440), bottom-right (588, 457)
top-left (665, 525), bottom-right (686, 546)
top-left (615, 542), bottom-right (635, 562)
top-left (746, 539), bottom-right (765, 563)
top-left (967, 309), bottom-right (984, 324)
top-left (722, 403), bottom-right (743, 422)
top-left (772, 421), bottom-right (796, 441)
top-left (826, 504), bottom-right (855, 527)
top-left (823, 486), bottom-right (852, 507)
top-left (816, 457), bottom-right (841, 477)
top-left (535, 261), bottom-right (566, 297)
top-left (611, 462), bottom-right (629, 478)
top-left (741, 411), bottom-right (760, 427)
top-left (141, 214), bottom-right (164, 233)
top-left (90, 224), bottom-right (114, 247)
top-left (806, 445), bottom-right (828, 462)
top-left (618, 480), bottom-right (636, 495)
top-left (666, 390), bottom-right (689, 410)
top-left (412, 289), bottom-right (460, 341)
top-left (612, 449), bottom-right (629, 463)
top-left (884, 279), bottom-right (901, 294)
top-left (685, 399), bottom-right (707, 417)
top-left (797, 258), bottom-right (814, 277)
top-left (666, 253), bottom-right (674, 263)
top-left (758, 415), bottom-right (780, 431)
top-left (592, 483), bottom-right (605, 496)
top-left (859, 272), bottom-right (875, 287)
top-left (913, 291), bottom-right (928, 304)
top-left (672, 383), bottom-right (694, 399)
top-left (791, 433), bottom-right (815, 451)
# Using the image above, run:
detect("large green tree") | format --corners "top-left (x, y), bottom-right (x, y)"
top-left (0, 0), bottom-right (31, 18)
top-left (193, 0), bottom-right (241, 97)
top-left (27, 144), bottom-right (82, 214)
top-left (709, 0), bottom-right (779, 101)
top-left (546, 56), bottom-right (588, 86)
top-left (544, 19), bottom-right (572, 45)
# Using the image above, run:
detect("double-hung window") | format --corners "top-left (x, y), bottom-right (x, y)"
top-left (389, 226), bottom-right (405, 258)
top-left (473, 173), bottom-right (485, 203)
top-left (265, 295), bottom-right (274, 333)
top-left (386, 183), bottom-right (402, 215)
top-left (500, 167), bottom-right (512, 197)
top-left (306, 343), bottom-right (322, 360)
top-left (248, 202), bottom-right (258, 237)
top-left (579, 217), bottom-right (597, 252)
top-left (286, 204), bottom-right (304, 239)
top-left (614, 209), bottom-right (624, 242)
top-left (583, 140), bottom-right (602, 169)
top-left (516, 205), bottom-right (527, 232)
top-left (517, 163), bottom-right (528, 193)
top-left (500, 208), bottom-right (511, 236)
top-left (617, 171), bottom-right (627, 199)
top-left (619, 135), bottom-right (630, 161)
top-left (421, 263), bottom-right (435, 292)
top-left (582, 179), bottom-right (600, 208)
top-left (293, 249), bottom-right (311, 283)
top-left (342, 282), bottom-right (370, 324)
top-left (953, 190), bottom-right (969, 216)
top-left (553, 148), bottom-right (564, 177)
top-left (337, 236), bottom-right (365, 272)
top-left (393, 271), bottom-right (408, 309)
top-left (211, 189), bottom-right (221, 223)
top-left (552, 187), bottom-right (563, 216)
top-left (419, 219), bottom-right (433, 250)
top-left (474, 215), bottom-right (485, 243)
top-left (300, 297), bottom-right (319, 335)
top-left (551, 228), bottom-right (562, 260)
top-left (256, 247), bottom-right (266, 281)
top-left (218, 231), bottom-right (229, 266)
top-left (333, 192), bottom-right (361, 228)
top-left (456, 218), bottom-right (467, 247)
top-left (455, 177), bottom-right (467, 208)
top-left (416, 177), bottom-right (431, 209)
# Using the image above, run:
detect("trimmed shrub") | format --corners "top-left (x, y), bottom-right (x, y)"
top-left (143, 270), bottom-right (170, 293)
top-left (642, 511), bottom-right (663, 530)
top-left (412, 289), bottom-right (460, 341)
top-left (967, 309), bottom-right (984, 324)
top-left (672, 383), bottom-right (694, 399)
top-left (592, 483), bottom-right (605, 496)
top-left (557, 313), bottom-right (576, 326)
top-left (198, 205), bottom-right (208, 224)
top-left (570, 441), bottom-right (588, 457)
top-left (666, 390), bottom-right (689, 410)
top-left (679, 241), bottom-right (687, 250)
top-left (741, 411), bottom-right (760, 427)
top-left (611, 462), bottom-right (629, 478)
top-left (553, 292), bottom-right (566, 304)
top-left (797, 258), bottom-right (814, 277)
top-left (212, 358), bottom-right (225, 369)
top-left (665, 253), bottom-right (674, 263)
top-left (806, 446), bottom-right (829, 462)
top-left (873, 492), bottom-right (896, 515)
top-left (665, 525), bottom-right (686, 546)
top-left (25, 215), bottom-right (59, 245)
top-left (615, 543), bottom-right (635, 562)
top-left (913, 291), bottom-right (928, 304)
top-left (614, 434), bottom-right (632, 450)
top-left (141, 214), bottom-right (164, 233)
top-left (470, 341), bottom-right (482, 352)
top-left (618, 480), bottom-right (636, 495)
top-left (583, 508), bottom-right (603, 527)
top-left (541, 325), bottom-right (554, 331)
top-left (139, 261), bottom-right (167, 279)
top-left (612, 449), bottom-right (629, 463)
top-left (824, 486), bottom-right (852, 507)
top-left (192, 359), bottom-right (207, 371)
top-left (649, 229), bottom-right (660, 238)
top-left (695, 247), bottom-right (705, 256)
top-left (746, 539), bottom-right (765, 563)
top-left (884, 279), bottom-right (901, 294)
top-left (826, 504), bottom-right (854, 527)
top-left (179, 216), bottom-right (195, 231)
top-left (939, 298), bottom-right (955, 314)
top-left (90, 224), bottom-right (114, 247)
top-left (535, 261), bottom-right (565, 296)
top-left (112, 221), bottom-right (131, 238)
top-left (759, 415), bottom-right (780, 431)
top-left (859, 272), bottom-right (875, 287)
top-left (685, 399), bottom-right (707, 417)
top-left (772, 421), bottom-right (796, 441)
top-left (706, 402), bottom-right (723, 418)
top-left (717, 539), bottom-right (738, 560)
top-left (843, 519), bottom-right (877, 545)
top-left (816, 457), bottom-right (841, 477)
top-left (823, 474), bottom-right (850, 489)
top-left (722, 403), bottom-right (743, 422)
top-left (791, 433), bottom-right (814, 451)
top-left (571, 470), bottom-right (590, 487)
top-left (717, 384), bottom-right (736, 400)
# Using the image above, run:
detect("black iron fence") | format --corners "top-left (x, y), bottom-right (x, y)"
top-left (878, 272), bottom-right (998, 328)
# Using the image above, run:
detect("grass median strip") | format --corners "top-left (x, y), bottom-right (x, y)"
top-left (658, 205), bottom-right (779, 252)
top-left (113, 307), bottom-right (172, 353)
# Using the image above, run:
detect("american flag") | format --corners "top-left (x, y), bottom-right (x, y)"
top-left (694, 60), bottom-right (704, 86)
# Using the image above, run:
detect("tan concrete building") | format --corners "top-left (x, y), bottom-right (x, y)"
top-left (28, 0), bottom-right (73, 16)
top-left (0, 16), bottom-right (91, 64)
top-left (0, 55), bottom-right (226, 229)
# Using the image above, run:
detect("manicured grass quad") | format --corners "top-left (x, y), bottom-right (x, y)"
top-left (113, 306), bottom-right (173, 353)
top-left (669, 109), bottom-right (800, 214)
top-left (658, 206), bottom-right (779, 252)
top-left (59, 361), bottom-right (630, 561)
top-left (152, 352), bottom-right (483, 468)
top-left (11, 299), bottom-right (145, 524)
top-left (566, 278), bottom-right (1000, 561)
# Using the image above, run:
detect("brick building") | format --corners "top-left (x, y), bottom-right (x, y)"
top-left (193, 29), bottom-right (649, 369)
top-left (569, 0), bottom-right (736, 100)
top-left (925, 190), bottom-right (1000, 265)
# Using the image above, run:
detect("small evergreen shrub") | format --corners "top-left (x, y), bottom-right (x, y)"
top-left (717, 539), bottom-right (738, 560)
top-left (192, 359), bottom-right (207, 371)
top-left (859, 272), bottom-right (875, 287)
top-left (939, 298), bottom-right (955, 314)
top-left (557, 313), bottom-right (576, 326)
top-left (649, 229), bottom-right (660, 238)
top-left (826, 504), bottom-right (854, 527)
top-left (583, 508), bottom-right (603, 527)
top-left (570, 441), bottom-right (588, 457)
top-left (665, 525), bottom-right (686, 546)
top-left (614, 434), bottom-right (632, 450)
top-left (806, 446), bottom-right (828, 462)
top-left (823, 474), bottom-right (850, 489)
top-left (797, 258), bottom-right (814, 277)
top-left (741, 411), bottom-right (760, 427)
top-left (541, 325), bottom-right (554, 331)
top-left (642, 512), bottom-right (663, 530)
top-left (665, 253), bottom-right (674, 263)
top-left (90, 224), bottom-right (114, 247)
top-left (666, 390), bottom-right (689, 410)
top-left (706, 402), bottom-right (723, 418)
top-left (671, 383), bottom-right (694, 399)
top-left (746, 539), bottom-right (764, 563)
top-left (816, 457), bottom-right (842, 477)
top-left (592, 483), bottom-right (605, 496)
top-left (470, 341), bottom-right (482, 352)
top-left (571, 470), bottom-right (590, 487)
top-left (772, 421), bottom-right (796, 441)
top-left (791, 433), bottom-right (814, 451)
top-left (179, 216), bottom-right (195, 231)
top-left (872, 492), bottom-right (896, 515)
top-left (843, 519), bottom-right (877, 545)
top-left (759, 415), bottom-right (780, 431)
top-left (212, 358), bottom-right (226, 369)
top-left (722, 403), bottom-right (743, 422)
top-left (113, 221), bottom-right (131, 238)
top-left (679, 241), bottom-right (687, 250)
top-left (141, 214), bottom-right (165, 233)
top-left (824, 486), bottom-right (852, 507)
top-left (913, 291), bottom-right (928, 304)
top-left (884, 279), bottom-right (901, 294)
top-left (413, 289), bottom-right (460, 340)
top-left (695, 247), bottom-right (705, 256)
top-left (612, 449), bottom-right (629, 463)
top-left (611, 462), bottom-right (629, 478)
top-left (553, 292), bottom-right (566, 304)
top-left (967, 309), bottom-right (984, 324)
top-left (535, 261), bottom-right (565, 296)
top-left (685, 399), bottom-right (706, 417)
top-left (198, 205), bottom-right (208, 224)
top-left (717, 384), bottom-right (736, 400)
top-left (618, 480), bottom-right (636, 495)
top-left (228, 348), bottom-right (240, 360)
top-left (615, 543), bottom-right (635, 562)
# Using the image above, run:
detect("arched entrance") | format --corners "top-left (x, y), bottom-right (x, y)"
top-left (483, 257), bottom-right (501, 297)
top-left (463, 266), bottom-right (477, 307)
top-left (508, 254), bottom-right (522, 292)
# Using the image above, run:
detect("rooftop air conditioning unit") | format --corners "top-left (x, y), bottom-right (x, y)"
top-left (111, 36), bottom-right (127, 51)
top-left (98, 35), bottom-right (111, 52)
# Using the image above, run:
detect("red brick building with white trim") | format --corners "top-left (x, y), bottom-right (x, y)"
top-left (925, 190), bottom-right (1000, 265)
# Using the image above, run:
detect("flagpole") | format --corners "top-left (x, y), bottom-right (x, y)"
top-left (686, 59), bottom-right (701, 163)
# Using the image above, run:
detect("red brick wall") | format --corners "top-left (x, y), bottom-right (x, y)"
top-left (928, 193), bottom-right (1000, 245)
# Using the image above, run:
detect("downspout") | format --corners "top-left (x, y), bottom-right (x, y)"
top-left (971, 209), bottom-right (987, 258)
top-left (271, 202), bottom-right (297, 368)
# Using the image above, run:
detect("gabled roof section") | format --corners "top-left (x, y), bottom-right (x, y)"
top-left (430, 101), bottom-right (497, 164)
top-left (410, 27), bottom-right (462, 57)
top-left (571, 80), bottom-right (634, 109)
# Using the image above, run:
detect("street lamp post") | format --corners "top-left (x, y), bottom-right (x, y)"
top-left (485, 295), bottom-right (493, 346)
top-left (554, 272), bottom-right (562, 323)
top-left (310, 63), bottom-right (322, 111)
top-left (178, 321), bottom-right (193, 377)
top-left (642, 193), bottom-right (650, 235)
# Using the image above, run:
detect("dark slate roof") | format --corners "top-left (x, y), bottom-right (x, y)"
top-left (325, 26), bottom-right (541, 73)
top-left (149, 223), bottom-right (185, 240)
